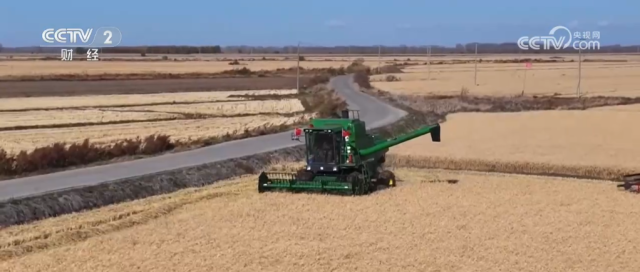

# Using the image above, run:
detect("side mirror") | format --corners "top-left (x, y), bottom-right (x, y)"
top-left (291, 132), bottom-right (304, 141)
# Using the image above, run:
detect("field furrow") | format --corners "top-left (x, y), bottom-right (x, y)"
top-left (104, 99), bottom-right (305, 116)
top-left (0, 109), bottom-right (181, 129)
top-left (0, 89), bottom-right (297, 111)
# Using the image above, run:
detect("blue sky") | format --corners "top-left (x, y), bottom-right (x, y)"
top-left (1, 0), bottom-right (638, 47)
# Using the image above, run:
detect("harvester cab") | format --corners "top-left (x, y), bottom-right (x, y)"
top-left (259, 109), bottom-right (441, 195)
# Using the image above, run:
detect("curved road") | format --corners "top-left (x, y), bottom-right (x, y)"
top-left (0, 75), bottom-right (407, 201)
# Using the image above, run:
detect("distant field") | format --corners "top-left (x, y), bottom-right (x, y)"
top-left (389, 108), bottom-right (640, 172)
top-left (2, 54), bottom-right (640, 78)
top-left (4, 167), bottom-right (640, 272)
top-left (0, 60), bottom-right (358, 77)
top-left (0, 77), bottom-right (307, 98)
top-left (0, 109), bottom-right (181, 129)
top-left (371, 62), bottom-right (640, 97)
top-left (0, 89), bottom-right (307, 154)
top-left (0, 114), bottom-right (309, 154)
top-left (110, 99), bottom-right (305, 116)
top-left (0, 89), bottom-right (296, 110)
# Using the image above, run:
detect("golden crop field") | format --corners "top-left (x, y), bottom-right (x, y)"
top-left (3, 167), bottom-right (640, 272)
top-left (0, 114), bottom-right (311, 154)
top-left (0, 89), bottom-right (296, 111)
top-left (390, 108), bottom-right (640, 172)
top-left (371, 62), bottom-right (640, 97)
top-left (0, 109), bottom-right (180, 129)
top-left (109, 99), bottom-right (305, 116)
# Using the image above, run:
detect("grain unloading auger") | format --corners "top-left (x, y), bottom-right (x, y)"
top-left (617, 173), bottom-right (640, 193)
top-left (258, 109), bottom-right (441, 195)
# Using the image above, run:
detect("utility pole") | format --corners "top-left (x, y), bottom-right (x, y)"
top-left (474, 43), bottom-right (478, 86)
top-left (427, 45), bottom-right (431, 81)
top-left (296, 42), bottom-right (301, 92)
top-left (577, 44), bottom-right (582, 96)
top-left (377, 45), bottom-right (381, 73)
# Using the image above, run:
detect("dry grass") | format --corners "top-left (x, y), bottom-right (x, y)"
top-left (0, 89), bottom-right (296, 111)
top-left (389, 109), bottom-right (640, 173)
top-left (0, 114), bottom-right (311, 154)
top-left (589, 103), bottom-right (640, 112)
top-left (108, 99), bottom-right (305, 116)
top-left (371, 62), bottom-right (640, 97)
top-left (3, 167), bottom-right (640, 272)
top-left (0, 109), bottom-right (181, 129)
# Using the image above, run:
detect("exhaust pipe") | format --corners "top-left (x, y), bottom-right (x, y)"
top-left (341, 110), bottom-right (350, 119)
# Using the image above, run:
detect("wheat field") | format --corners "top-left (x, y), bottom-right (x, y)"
top-left (371, 62), bottom-right (640, 97)
top-left (0, 114), bottom-right (311, 153)
top-left (109, 99), bottom-right (305, 116)
top-left (0, 89), bottom-right (296, 111)
top-left (0, 109), bottom-right (181, 129)
top-left (390, 109), bottom-right (640, 172)
top-left (3, 167), bottom-right (640, 272)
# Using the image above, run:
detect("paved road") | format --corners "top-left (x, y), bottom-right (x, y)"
top-left (0, 75), bottom-right (407, 201)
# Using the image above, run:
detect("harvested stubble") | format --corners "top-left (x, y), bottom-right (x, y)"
top-left (4, 167), bottom-right (640, 272)
top-left (370, 62), bottom-right (640, 97)
top-left (0, 89), bottom-right (297, 111)
top-left (0, 109), bottom-right (181, 129)
top-left (389, 110), bottom-right (640, 174)
top-left (0, 114), bottom-right (312, 154)
top-left (107, 99), bottom-right (305, 116)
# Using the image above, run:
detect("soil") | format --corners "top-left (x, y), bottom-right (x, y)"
top-left (0, 76), bottom-right (312, 98)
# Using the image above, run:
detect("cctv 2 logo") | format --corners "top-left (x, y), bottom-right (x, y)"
top-left (41, 27), bottom-right (122, 47)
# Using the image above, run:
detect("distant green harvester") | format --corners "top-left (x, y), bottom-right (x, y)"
top-left (258, 109), bottom-right (441, 195)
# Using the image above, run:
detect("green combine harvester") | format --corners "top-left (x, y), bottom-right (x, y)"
top-left (258, 109), bottom-right (441, 195)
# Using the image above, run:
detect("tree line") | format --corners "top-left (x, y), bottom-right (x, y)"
top-left (2, 43), bottom-right (639, 55)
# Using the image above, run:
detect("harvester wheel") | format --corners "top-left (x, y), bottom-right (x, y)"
top-left (347, 172), bottom-right (367, 196)
top-left (378, 170), bottom-right (396, 188)
top-left (258, 172), bottom-right (268, 193)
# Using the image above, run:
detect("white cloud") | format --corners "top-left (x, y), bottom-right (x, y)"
top-left (597, 20), bottom-right (609, 26)
top-left (325, 19), bottom-right (346, 27)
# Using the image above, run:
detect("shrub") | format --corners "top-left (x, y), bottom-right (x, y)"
top-left (353, 71), bottom-right (372, 89)
top-left (0, 135), bottom-right (175, 176)
top-left (385, 75), bottom-right (401, 82)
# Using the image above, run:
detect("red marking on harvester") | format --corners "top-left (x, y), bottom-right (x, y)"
top-left (342, 130), bottom-right (350, 137)
top-left (294, 128), bottom-right (302, 136)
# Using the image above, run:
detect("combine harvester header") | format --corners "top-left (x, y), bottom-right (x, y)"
top-left (258, 109), bottom-right (441, 195)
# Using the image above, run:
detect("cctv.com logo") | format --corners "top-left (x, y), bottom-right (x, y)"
top-left (517, 26), bottom-right (601, 51)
